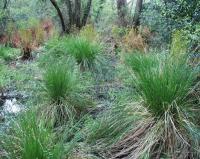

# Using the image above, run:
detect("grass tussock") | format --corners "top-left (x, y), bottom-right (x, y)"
top-left (42, 59), bottom-right (93, 126)
top-left (0, 111), bottom-right (64, 159)
top-left (44, 59), bottom-right (78, 104)
top-left (105, 53), bottom-right (200, 158)
top-left (66, 36), bottom-right (102, 71)
top-left (85, 101), bottom-right (145, 147)
top-left (109, 109), bottom-right (200, 159)
top-left (40, 36), bottom-right (102, 71)
top-left (126, 53), bottom-right (196, 117)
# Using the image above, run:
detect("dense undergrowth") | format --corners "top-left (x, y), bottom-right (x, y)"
top-left (0, 24), bottom-right (199, 159)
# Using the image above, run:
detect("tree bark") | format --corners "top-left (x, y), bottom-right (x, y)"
top-left (65, 0), bottom-right (73, 29)
top-left (133, 0), bottom-right (143, 27)
top-left (3, 0), bottom-right (8, 9)
top-left (75, 0), bottom-right (81, 28)
top-left (82, 0), bottom-right (92, 27)
top-left (50, 0), bottom-right (69, 33)
top-left (117, 0), bottom-right (127, 27)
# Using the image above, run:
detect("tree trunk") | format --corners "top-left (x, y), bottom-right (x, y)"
top-left (3, 0), bottom-right (8, 9)
top-left (117, 0), bottom-right (127, 27)
top-left (133, 0), bottom-right (143, 27)
top-left (75, 0), bottom-right (81, 28)
top-left (65, 0), bottom-right (73, 30)
top-left (82, 0), bottom-right (92, 27)
top-left (50, 0), bottom-right (69, 33)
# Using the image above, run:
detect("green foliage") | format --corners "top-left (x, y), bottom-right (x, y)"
top-left (0, 63), bottom-right (11, 90)
top-left (41, 36), bottom-right (102, 71)
top-left (17, 17), bottom-right (40, 29)
top-left (39, 36), bottom-right (68, 67)
top-left (85, 94), bottom-right (142, 147)
top-left (0, 110), bottom-right (64, 159)
top-left (0, 64), bottom-right (5, 89)
top-left (91, 0), bottom-right (118, 34)
top-left (142, 0), bottom-right (200, 48)
top-left (44, 59), bottom-right (78, 104)
top-left (80, 24), bottom-right (99, 42)
top-left (66, 36), bottom-right (102, 70)
top-left (0, 46), bottom-right (20, 61)
top-left (42, 59), bottom-right (93, 126)
top-left (171, 30), bottom-right (189, 56)
top-left (91, 0), bottom-right (106, 23)
top-left (112, 25), bottom-right (128, 38)
top-left (163, 0), bottom-right (200, 24)
top-left (141, 1), bottom-right (173, 47)
top-left (126, 53), bottom-right (197, 117)
top-left (45, 36), bottom-right (65, 54)
top-left (0, 0), bottom-right (10, 34)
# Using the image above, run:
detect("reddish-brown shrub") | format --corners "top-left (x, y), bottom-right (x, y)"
top-left (41, 19), bottom-right (54, 39)
top-left (0, 19), bottom-right (54, 60)
top-left (10, 31), bottom-right (21, 48)
top-left (19, 29), bottom-right (34, 60)
top-left (122, 28), bottom-right (149, 53)
top-left (0, 34), bottom-right (8, 45)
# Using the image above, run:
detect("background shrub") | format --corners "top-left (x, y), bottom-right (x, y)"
top-left (171, 30), bottom-right (189, 56)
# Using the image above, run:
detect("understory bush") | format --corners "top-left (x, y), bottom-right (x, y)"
top-left (171, 30), bottom-right (189, 56)
top-left (38, 37), bottom-right (70, 69)
top-left (141, 1), bottom-right (172, 47)
top-left (79, 24), bottom-right (99, 42)
top-left (0, 46), bottom-right (20, 61)
top-left (122, 28), bottom-right (150, 53)
top-left (45, 36), bottom-right (69, 58)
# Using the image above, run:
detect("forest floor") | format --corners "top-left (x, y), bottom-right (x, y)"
top-left (0, 41), bottom-right (130, 158)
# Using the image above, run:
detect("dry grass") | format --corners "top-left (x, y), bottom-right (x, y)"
top-left (105, 53), bottom-right (199, 159)
top-left (122, 29), bottom-right (149, 53)
top-left (80, 24), bottom-right (99, 42)
top-left (108, 105), bottom-right (200, 159)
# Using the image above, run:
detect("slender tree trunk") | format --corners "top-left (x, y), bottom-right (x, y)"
top-left (3, 0), bottom-right (8, 9)
top-left (117, 0), bottom-right (127, 27)
top-left (75, 0), bottom-right (81, 28)
top-left (65, 0), bottom-right (72, 29)
top-left (50, 0), bottom-right (69, 33)
top-left (133, 0), bottom-right (143, 27)
top-left (82, 0), bottom-right (92, 27)
top-left (1, 0), bottom-right (9, 40)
